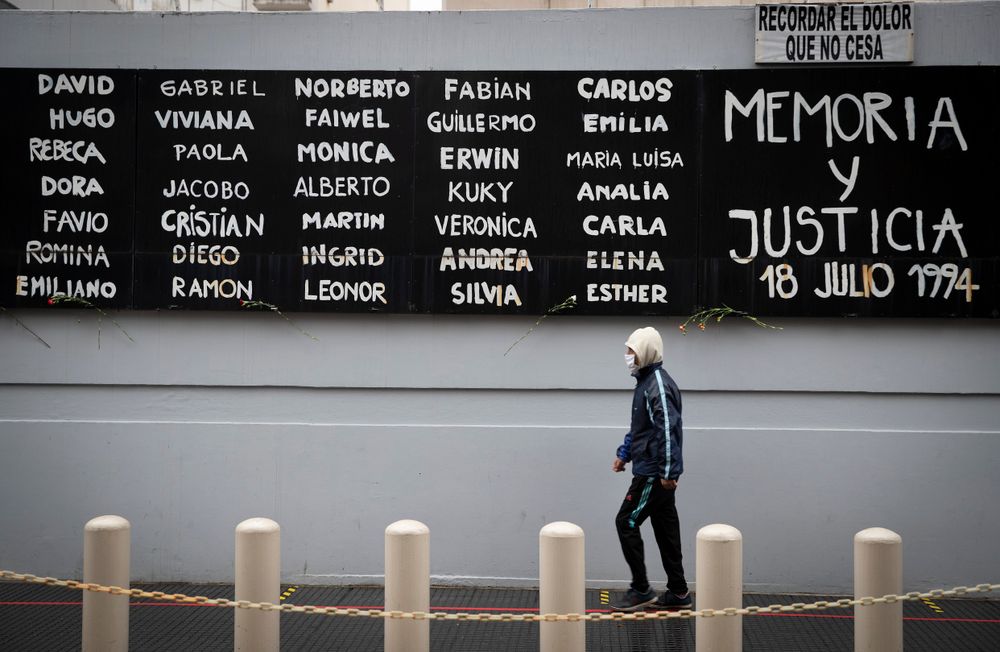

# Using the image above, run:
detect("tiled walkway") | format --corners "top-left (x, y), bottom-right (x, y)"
top-left (1, 581), bottom-right (998, 651)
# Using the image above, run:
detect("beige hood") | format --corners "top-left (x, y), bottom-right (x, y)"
top-left (625, 326), bottom-right (663, 368)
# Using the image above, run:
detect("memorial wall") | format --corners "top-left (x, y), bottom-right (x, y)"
top-left (3, 66), bottom-right (997, 317)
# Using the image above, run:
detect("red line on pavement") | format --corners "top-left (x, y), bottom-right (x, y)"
top-left (0, 601), bottom-right (82, 606)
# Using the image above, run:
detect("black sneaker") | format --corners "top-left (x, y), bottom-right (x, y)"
top-left (610, 587), bottom-right (657, 612)
top-left (654, 591), bottom-right (693, 610)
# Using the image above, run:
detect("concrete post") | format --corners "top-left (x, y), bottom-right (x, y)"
top-left (539, 522), bottom-right (585, 652)
top-left (82, 515), bottom-right (131, 652)
top-left (385, 519), bottom-right (430, 652)
top-left (695, 523), bottom-right (742, 652)
top-left (234, 518), bottom-right (280, 652)
top-left (854, 527), bottom-right (902, 652)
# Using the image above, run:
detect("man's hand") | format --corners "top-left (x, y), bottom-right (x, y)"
top-left (612, 458), bottom-right (627, 473)
top-left (660, 478), bottom-right (678, 490)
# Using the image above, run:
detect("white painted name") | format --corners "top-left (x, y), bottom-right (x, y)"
top-left (439, 247), bottom-right (533, 272)
top-left (305, 108), bottom-right (389, 129)
top-left (161, 207), bottom-right (265, 238)
top-left (173, 143), bottom-right (248, 162)
top-left (297, 141), bottom-right (395, 164)
top-left (583, 114), bottom-right (668, 133)
top-left (577, 77), bottom-right (673, 103)
top-left (171, 243), bottom-right (241, 266)
top-left (449, 181), bottom-right (514, 203)
top-left (302, 211), bottom-right (385, 231)
top-left (583, 214), bottom-right (668, 237)
top-left (163, 179), bottom-right (249, 200)
top-left (587, 250), bottom-right (665, 272)
top-left (159, 78), bottom-right (266, 97)
top-left (440, 147), bottom-right (519, 170)
top-left (49, 108), bottom-right (115, 130)
top-left (433, 212), bottom-right (537, 239)
top-left (42, 209), bottom-right (108, 234)
top-left (587, 283), bottom-right (668, 303)
top-left (154, 110), bottom-right (255, 130)
top-left (444, 78), bottom-right (531, 101)
top-left (39, 73), bottom-right (114, 95)
top-left (29, 138), bottom-right (106, 165)
top-left (577, 181), bottom-right (669, 202)
top-left (171, 276), bottom-right (253, 299)
top-left (293, 176), bottom-right (391, 198)
top-left (294, 77), bottom-right (410, 99)
top-left (15, 275), bottom-right (116, 299)
top-left (303, 280), bottom-right (388, 304)
top-left (450, 282), bottom-right (523, 306)
top-left (25, 241), bottom-right (110, 267)
top-left (41, 176), bottom-right (104, 197)
top-left (426, 111), bottom-right (535, 133)
top-left (301, 246), bottom-right (385, 267)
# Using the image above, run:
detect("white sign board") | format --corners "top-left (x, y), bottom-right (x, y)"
top-left (756, 3), bottom-right (914, 64)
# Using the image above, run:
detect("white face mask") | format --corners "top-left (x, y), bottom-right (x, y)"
top-left (625, 354), bottom-right (639, 375)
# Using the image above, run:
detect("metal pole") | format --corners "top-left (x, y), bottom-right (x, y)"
top-left (695, 523), bottom-right (742, 652)
top-left (539, 521), bottom-right (585, 652)
top-left (82, 515), bottom-right (130, 652)
top-left (385, 519), bottom-right (430, 652)
top-left (234, 518), bottom-right (280, 652)
top-left (854, 527), bottom-right (902, 652)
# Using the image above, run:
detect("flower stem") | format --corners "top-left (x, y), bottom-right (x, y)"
top-left (504, 295), bottom-right (577, 356)
top-left (679, 304), bottom-right (781, 335)
top-left (0, 307), bottom-right (51, 348)
top-left (47, 295), bottom-right (134, 343)
top-left (239, 299), bottom-right (319, 341)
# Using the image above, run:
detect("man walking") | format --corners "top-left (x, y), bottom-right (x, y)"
top-left (611, 326), bottom-right (691, 611)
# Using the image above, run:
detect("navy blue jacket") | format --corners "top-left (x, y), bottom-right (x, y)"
top-left (616, 362), bottom-right (684, 480)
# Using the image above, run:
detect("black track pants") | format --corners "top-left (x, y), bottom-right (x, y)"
top-left (615, 475), bottom-right (689, 595)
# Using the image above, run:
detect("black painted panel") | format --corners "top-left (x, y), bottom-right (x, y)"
top-left (2, 67), bottom-right (996, 317)
top-left (0, 69), bottom-right (135, 308)
top-left (699, 66), bottom-right (1000, 317)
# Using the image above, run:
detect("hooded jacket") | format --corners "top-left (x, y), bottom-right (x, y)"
top-left (617, 327), bottom-right (684, 480)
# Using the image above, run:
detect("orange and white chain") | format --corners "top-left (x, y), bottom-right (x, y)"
top-left (1, 570), bottom-right (997, 623)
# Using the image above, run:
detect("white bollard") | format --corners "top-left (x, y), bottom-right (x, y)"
top-left (854, 527), bottom-right (902, 652)
top-left (385, 519), bottom-right (430, 652)
top-left (234, 518), bottom-right (280, 652)
top-left (539, 522), bottom-right (585, 652)
top-left (82, 515), bottom-right (131, 652)
top-left (695, 524), bottom-right (742, 652)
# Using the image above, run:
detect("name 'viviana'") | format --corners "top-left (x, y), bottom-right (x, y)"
top-left (155, 110), bottom-right (254, 130)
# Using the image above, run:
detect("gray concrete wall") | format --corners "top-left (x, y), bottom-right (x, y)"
top-left (1, 5), bottom-right (999, 594)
